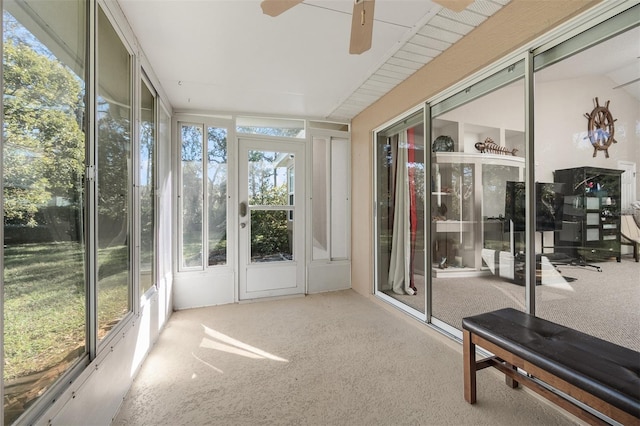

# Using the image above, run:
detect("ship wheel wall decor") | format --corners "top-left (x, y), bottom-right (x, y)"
top-left (584, 97), bottom-right (617, 158)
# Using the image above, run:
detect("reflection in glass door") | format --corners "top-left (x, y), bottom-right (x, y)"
top-left (374, 111), bottom-right (426, 315)
top-left (430, 62), bottom-right (526, 334)
top-left (238, 139), bottom-right (305, 299)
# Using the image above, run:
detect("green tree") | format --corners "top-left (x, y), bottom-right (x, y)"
top-left (247, 151), bottom-right (289, 259)
top-left (96, 98), bottom-right (130, 248)
top-left (207, 127), bottom-right (227, 264)
top-left (3, 37), bottom-right (85, 227)
top-left (250, 184), bottom-right (289, 259)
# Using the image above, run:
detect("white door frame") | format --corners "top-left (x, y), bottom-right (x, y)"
top-left (237, 137), bottom-right (306, 300)
top-left (618, 160), bottom-right (636, 211)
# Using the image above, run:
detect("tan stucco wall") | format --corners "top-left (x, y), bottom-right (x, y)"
top-left (349, 0), bottom-right (602, 297)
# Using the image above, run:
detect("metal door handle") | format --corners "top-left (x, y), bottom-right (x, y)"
top-left (240, 202), bottom-right (247, 217)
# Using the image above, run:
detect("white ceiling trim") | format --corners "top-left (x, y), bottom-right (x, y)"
top-left (327, 0), bottom-right (510, 122)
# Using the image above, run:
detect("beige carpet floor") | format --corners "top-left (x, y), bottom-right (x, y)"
top-left (385, 255), bottom-right (640, 351)
top-left (113, 290), bottom-right (580, 425)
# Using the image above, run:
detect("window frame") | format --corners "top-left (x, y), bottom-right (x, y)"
top-left (177, 119), bottom-right (232, 272)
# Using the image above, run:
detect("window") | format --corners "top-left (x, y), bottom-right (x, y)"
top-left (2, 1), bottom-right (87, 422)
top-left (140, 78), bottom-right (156, 294)
top-left (374, 110), bottom-right (426, 313)
top-left (180, 123), bottom-right (204, 269)
top-left (179, 122), bottom-right (228, 269)
top-left (97, 6), bottom-right (132, 340)
top-left (207, 127), bottom-right (228, 266)
top-left (430, 64), bottom-right (526, 329)
top-left (236, 116), bottom-right (305, 138)
top-left (288, 166), bottom-right (294, 221)
top-left (533, 20), bottom-right (640, 351)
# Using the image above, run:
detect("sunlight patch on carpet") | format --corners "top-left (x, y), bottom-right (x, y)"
top-left (200, 325), bottom-right (289, 362)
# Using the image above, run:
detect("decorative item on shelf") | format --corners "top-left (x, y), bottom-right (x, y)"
top-left (584, 97), bottom-right (617, 158)
top-left (474, 137), bottom-right (517, 156)
top-left (432, 135), bottom-right (454, 152)
top-left (431, 202), bottom-right (447, 221)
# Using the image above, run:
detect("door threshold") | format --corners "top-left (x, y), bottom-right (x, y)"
top-left (238, 293), bottom-right (306, 304)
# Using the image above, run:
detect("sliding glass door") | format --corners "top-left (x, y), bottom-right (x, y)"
top-left (3, 1), bottom-right (87, 422)
top-left (428, 62), bottom-right (527, 332)
top-left (374, 5), bottom-right (639, 352)
top-left (375, 110), bottom-right (426, 316)
top-left (533, 15), bottom-right (640, 351)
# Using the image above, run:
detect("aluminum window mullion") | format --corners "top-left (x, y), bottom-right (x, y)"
top-left (131, 52), bottom-right (140, 313)
top-left (378, 110), bottom-right (423, 138)
top-left (431, 59), bottom-right (525, 117)
top-left (533, 2), bottom-right (640, 72)
top-left (524, 50), bottom-right (536, 315)
top-left (424, 104), bottom-right (433, 322)
top-left (140, 73), bottom-right (159, 291)
top-left (87, 0), bottom-right (98, 361)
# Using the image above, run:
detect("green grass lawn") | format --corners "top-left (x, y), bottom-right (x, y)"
top-left (3, 241), bottom-right (129, 381)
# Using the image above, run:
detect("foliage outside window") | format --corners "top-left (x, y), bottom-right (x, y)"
top-left (248, 150), bottom-right (292, 262)
top-left (236, 116), bottom-right (305, 139)
top-left (140, 80), bottom-right (155, 294)
top-left (180, 124), bottom-right (204, 268)
top-left (207, 127), bottom-right (227, 266)
top-left (2, 6), bottom-right (86, 424)
top-left (180, 124), bottom-right (228, 269)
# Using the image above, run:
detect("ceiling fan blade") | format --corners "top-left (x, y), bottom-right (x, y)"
top-left (432, 0), bottom-right (474, 12)
top-left (261, 0), bottom-right (304, 17)
top-left (350, 0), bottom-right (375, 55)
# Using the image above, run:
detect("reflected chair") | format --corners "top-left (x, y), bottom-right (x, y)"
top-left (620, 214), bottom-right (640, 262)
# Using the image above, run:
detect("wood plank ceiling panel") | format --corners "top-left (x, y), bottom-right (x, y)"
top-left (401, 42), bottom-right (443, 57)
top-left (409, 34), bottom-right (451, 52)
top-left (326, 0), bottom-right (511, 121)
top-left (393, 50), bottom-right (432, 64)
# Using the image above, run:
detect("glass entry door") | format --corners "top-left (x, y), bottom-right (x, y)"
top-left (238, 139), bottom-right (306, 300)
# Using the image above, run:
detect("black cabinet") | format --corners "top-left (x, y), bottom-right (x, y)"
top-left (554, 167), bottom-right (622, 262)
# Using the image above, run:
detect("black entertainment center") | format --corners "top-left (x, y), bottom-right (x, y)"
top-left (553, 166), bottom-right (622, 262)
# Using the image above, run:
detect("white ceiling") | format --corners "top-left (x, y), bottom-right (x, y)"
top-left (117, 0), bottom-right (510, 122)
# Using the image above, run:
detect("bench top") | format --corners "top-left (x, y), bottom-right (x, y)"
top-left (462, 308), bottom-right (640, 417)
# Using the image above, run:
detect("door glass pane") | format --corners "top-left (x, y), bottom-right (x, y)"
top-left (180, 124), bottom-right (203, 268)
top-left (3, 2), bottom-right (86, 422)
top-left (431, 63), bottom-right (526, 329)
top-left (375, 112), bottom-right (426, 313)
top-left (250, 210), bottom-right (293, 262)
top-left (248, 150), bottom-right (291, 206)
top-left (207, 127), bottom-right (227, 266)
top-left (534, 27), bottom-right (639, 351)
top-left (97, 7), bottom-right (131, 340)
top-left (140, 80), bottom-right (155, 294)
top-left (248, 150), bottom-right (293, 263)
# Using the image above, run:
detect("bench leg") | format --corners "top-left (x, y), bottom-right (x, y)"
top-left (505, 362), bottom-right (519, 388)
top-left (463, 329), bottom-right (477, 403)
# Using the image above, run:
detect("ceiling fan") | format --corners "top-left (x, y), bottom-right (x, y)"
top-left (260, 0), bottom-right (474, 55)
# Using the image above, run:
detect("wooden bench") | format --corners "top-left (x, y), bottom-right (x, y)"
top-left (462, 308), bottom-right (640, 425)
